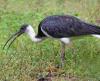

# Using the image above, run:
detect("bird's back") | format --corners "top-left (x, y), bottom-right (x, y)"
top-left (37, 15), bottom-right (100, 38)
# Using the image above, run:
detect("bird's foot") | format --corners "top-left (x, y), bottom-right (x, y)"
top-left (60, 52), bottom-right (65, 67)
top-left (58, 54), bottom-right (65, 68)
top-left (56, 61), bottom-right (65, 68)
top-left (60, 59), bottom-right (65, 68)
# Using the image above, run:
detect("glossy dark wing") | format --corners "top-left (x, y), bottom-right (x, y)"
top-left (39, 15), bottom-right (100, 38)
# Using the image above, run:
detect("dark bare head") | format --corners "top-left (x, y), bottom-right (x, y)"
top-left (3, 24), bottom-right (30, 49)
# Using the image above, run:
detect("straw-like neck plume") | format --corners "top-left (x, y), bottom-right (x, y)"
top-left (26, 25), bottom-right (42, 42)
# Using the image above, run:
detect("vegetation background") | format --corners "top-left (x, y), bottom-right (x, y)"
top-left (0, 0), bottom-right (100, 81)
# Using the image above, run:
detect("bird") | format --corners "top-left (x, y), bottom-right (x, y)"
top-left (3, 15), bottom-right (100, 66)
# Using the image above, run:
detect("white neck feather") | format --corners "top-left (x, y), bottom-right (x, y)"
top-left (26, 25), bottom-right (42, 42)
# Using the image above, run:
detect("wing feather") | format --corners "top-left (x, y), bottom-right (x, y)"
top-left (39, 15), bottom-right (100, 38)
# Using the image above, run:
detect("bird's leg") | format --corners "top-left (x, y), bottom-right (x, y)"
top-left (60, 42), bottom-right (65, 67)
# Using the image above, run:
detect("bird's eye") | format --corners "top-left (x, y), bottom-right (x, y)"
top-left (21, 27), bottom-right (24, 30)
top-left (22, 27), bottom-right (24, 29)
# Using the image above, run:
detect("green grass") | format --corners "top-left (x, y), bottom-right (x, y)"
top-left (0, 0), bottom-right (100, 81)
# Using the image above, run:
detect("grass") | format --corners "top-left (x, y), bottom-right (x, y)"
top-left (0, 0), bottom-right (100, 81)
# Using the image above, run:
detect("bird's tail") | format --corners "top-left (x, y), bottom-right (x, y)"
top-left (92, 34), bottom-right (100, 38)
top-left (90, 24), bottom-right (100, 38)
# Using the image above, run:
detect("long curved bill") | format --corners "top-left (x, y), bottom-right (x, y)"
top-left (3, 31), bottom-right (23, 49)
